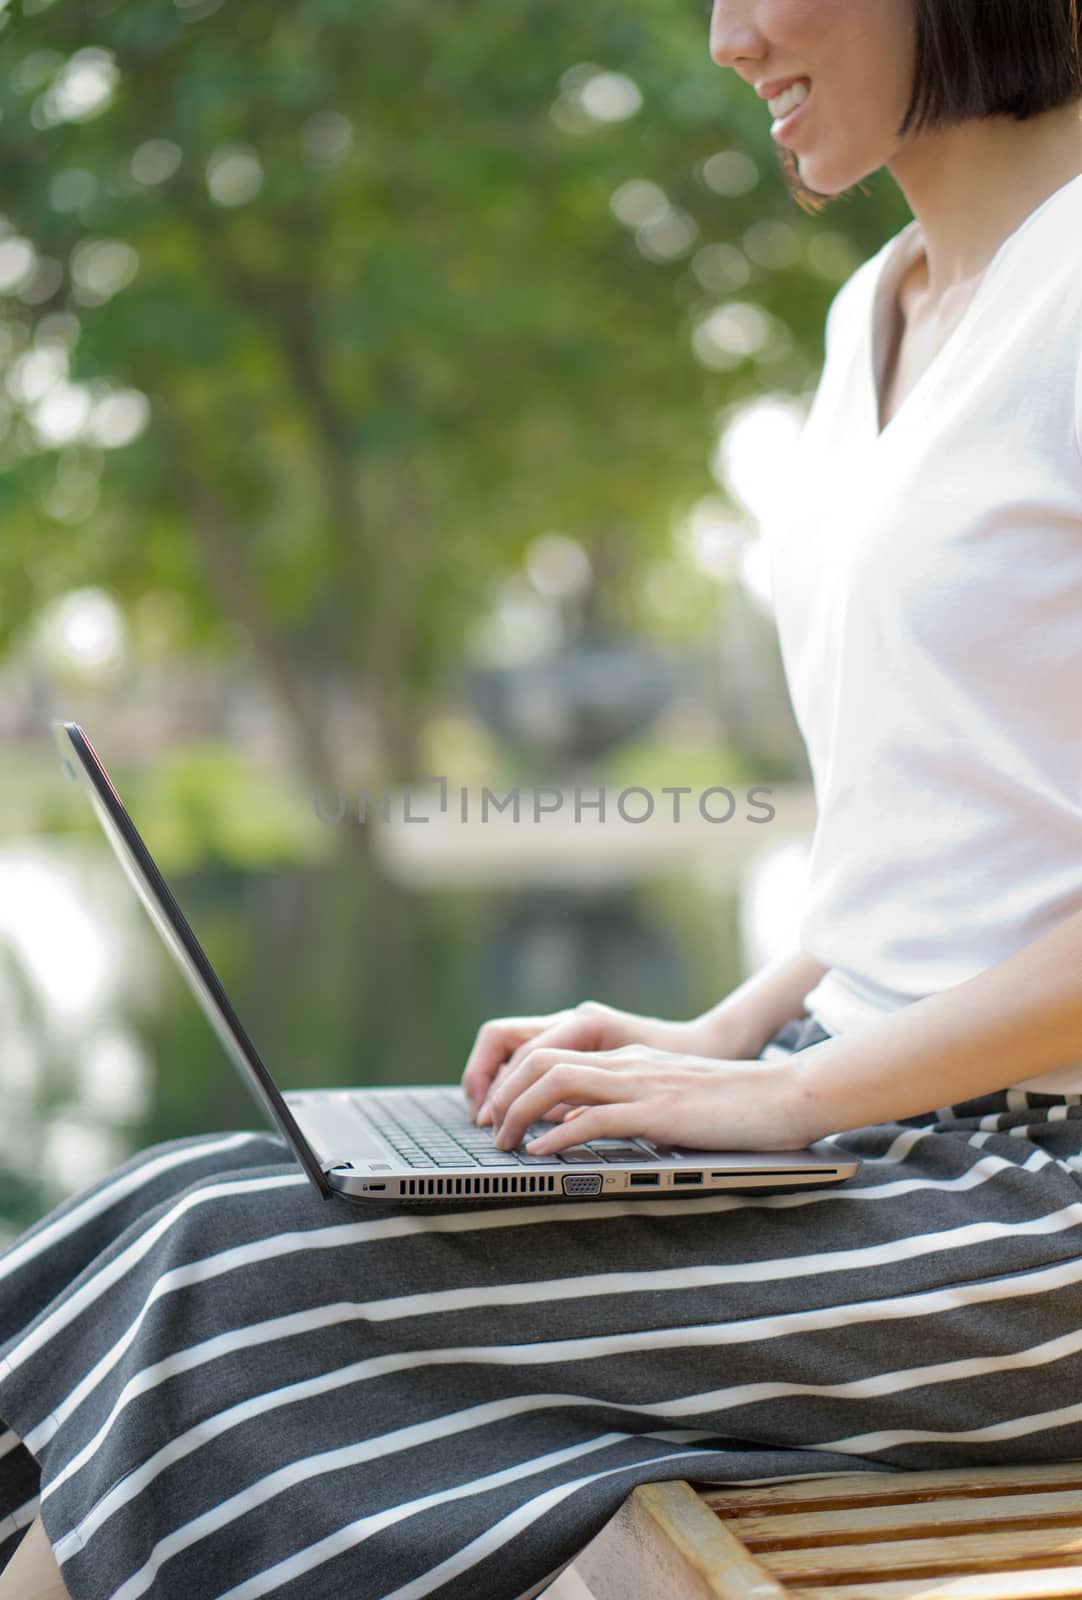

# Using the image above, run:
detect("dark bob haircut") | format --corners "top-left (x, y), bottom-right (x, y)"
top-left (781, 0), bottom-right (1082, 211)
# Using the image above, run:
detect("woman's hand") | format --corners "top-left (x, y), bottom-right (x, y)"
top-left (482, 1043), bottom-right (819, 1156)
top-left (461, 999), bottom-right (759, 1125)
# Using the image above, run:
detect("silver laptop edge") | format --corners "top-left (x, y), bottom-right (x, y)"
top-left (52, 721), bottom-right (860, 1203)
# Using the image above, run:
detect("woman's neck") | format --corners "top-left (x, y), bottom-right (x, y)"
top-left (886, 97), bottom-right (1082, 297)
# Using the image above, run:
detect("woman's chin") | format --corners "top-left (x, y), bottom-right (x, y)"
top-left (795, 151), bottom-right (881, 199)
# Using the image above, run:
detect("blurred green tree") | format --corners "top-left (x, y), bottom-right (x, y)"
top-left (0, 0), bottom-right (908, 791)
top-left (0, 3), bottom-right (917, 1225)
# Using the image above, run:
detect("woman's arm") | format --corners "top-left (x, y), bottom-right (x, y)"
top-left (789, 903), bottom-right (1082, 1136)
top-left (486, 910), bottom-right (1082, 1155)
top-left (693, 942), bottom-right (829, 1059)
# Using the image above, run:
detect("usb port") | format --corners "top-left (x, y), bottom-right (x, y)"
top-left (628, 1173), bottom-right (660, 1186)
top-left (673, 1172), bottom-right (703, 1184)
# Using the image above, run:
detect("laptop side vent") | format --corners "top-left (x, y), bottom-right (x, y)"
top-left (402, 1173), bottom-right (559, 1198)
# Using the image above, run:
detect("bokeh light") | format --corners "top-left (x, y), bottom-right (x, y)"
top-left (526, 534), bottom-right (592, 599)
top-left (84, 388), bottom-right (150, 449)
top-left (34, 586), bottom-right (128, 676)
top-left (636, 208), bottom-right (699, 263)
top-left (553, 63), bottom-right (643, 133)
top-left (691, 242), bottom-right (751, 294)
top-left (301, 111), bottom-right (353, 168)
top-left (581, 71), bottom-right (643, 123)
top-left (206, 145), bottom-right (265, 207)
top-left (131, 138), bottom-right (183, 186)
top-left (692, 301), bottom-right (773, 368)
top-left (70, 237), bottom-right (139, 303)
top-left (0, 237), bottom-right (37, 294)
top-left (34, 46), bottom-right (118, 126)
top-left (702, 149), bottom-right (759, 197)
top-left (610, 179), bottom-right (669, 228)
top-left (30, 381), bottom-right (93, 445)
top-left (712, 395), bottom-right (807, 528)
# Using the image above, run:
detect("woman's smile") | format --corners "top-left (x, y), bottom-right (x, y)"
top-left (709, 0), bottom-right (919, 196)
top-left (768, 76), bottom-right (812, 142)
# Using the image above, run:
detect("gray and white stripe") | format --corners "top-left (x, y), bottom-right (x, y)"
top-left (3, 1016), bottom-right (1082, 1600)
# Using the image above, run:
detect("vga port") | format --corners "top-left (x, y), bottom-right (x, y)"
top-left (562, 1174), bottom-right (602, 1195)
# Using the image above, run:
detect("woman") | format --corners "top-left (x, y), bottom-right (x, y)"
top-left (5, 2), bottom-right (1082, 1595)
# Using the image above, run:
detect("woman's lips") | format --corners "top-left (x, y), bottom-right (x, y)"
top-left (769, 81), bottom-right (812, 144)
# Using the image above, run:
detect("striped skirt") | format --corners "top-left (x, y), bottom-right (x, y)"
top-left (3, 1014), bottom-right (1082, 1600)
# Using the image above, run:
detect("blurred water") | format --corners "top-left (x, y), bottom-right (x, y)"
top-left (0, 835), bottom-right (814, 1241)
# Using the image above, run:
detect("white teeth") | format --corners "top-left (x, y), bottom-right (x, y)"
top-left (767, 79), bottom-right (810, 120)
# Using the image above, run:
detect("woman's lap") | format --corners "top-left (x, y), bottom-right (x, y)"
top-left (3, 1053), bottom-right (1082, 1598)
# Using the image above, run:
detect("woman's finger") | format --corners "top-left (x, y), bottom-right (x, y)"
top-left (493, 1058), bottom-right (630, 1150)
top-left (503, 1012), bottom-right (609, 1077)
top-left (474, 1018), bottom-right (605, 1124)
top-left (525, 1102), bottom-right (641, 1155)
top-left (461, 1014), bottom-right (565, 1109)
top-left (489, 1043), bottom-right (649, 1132)
top-left (475, 1016), bottom-right (600, 1124)
top-left (475, 1060), bottom-right (517, 1123)
top-left (477, 1078), bottom-right (579, 1128)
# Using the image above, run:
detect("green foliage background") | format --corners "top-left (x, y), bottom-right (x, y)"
top-left (1, 0), bottom-right (908, 785)
top-left (0, 0), bottom-right (910, 1236)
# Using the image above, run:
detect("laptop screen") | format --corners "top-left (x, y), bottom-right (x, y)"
top-left (51, 721), bottom-right (333, 1198)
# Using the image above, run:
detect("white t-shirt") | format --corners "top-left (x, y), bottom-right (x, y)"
top-left (769, 171), bottom-right (1082, 1096)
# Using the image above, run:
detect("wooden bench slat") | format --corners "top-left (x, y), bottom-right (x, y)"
top-left (699, 1465), bottom-right (1082, 1516)
top-left (570, 1481), bottom-right (790, 1600)
top-left (788, 1568), bottom-right (1082, 1600)
top-left (541, 1568), bottom-right (598, 1600)
top-left (760, 1528), bottom-right (1082, 1582)
top-left (549, 1469), bottom-right (1082, 1600)
top-left (723, 1488), bottom-right (1082, 1545)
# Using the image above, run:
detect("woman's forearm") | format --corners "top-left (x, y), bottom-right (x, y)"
top-left (788, 903), bottom-right (1082, 1138)
top-left (697, 943), bottom-right (829, 1058)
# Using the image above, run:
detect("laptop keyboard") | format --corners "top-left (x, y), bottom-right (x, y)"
top-left (360, 1090), bottom-right (657, 1168)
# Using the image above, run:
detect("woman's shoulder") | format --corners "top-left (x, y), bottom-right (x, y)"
top-left (822, 224), bottom-right (915, 352)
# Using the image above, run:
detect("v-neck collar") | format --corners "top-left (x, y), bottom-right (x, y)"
top-left (864, 171), bottom-right (1082, 445)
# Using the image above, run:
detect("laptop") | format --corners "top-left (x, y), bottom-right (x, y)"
top-left (52, 720), bottom-right (859, 1204)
